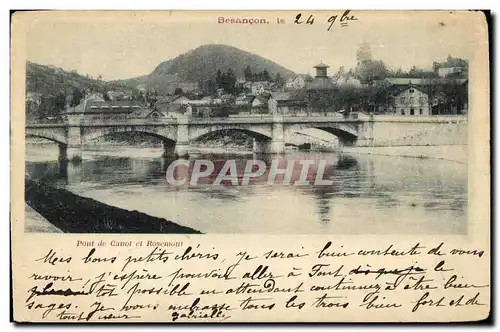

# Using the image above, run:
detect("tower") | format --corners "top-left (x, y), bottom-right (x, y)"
top-left (314, 62), bottom-right (329, 78)
top-left (310, 62), bottom-right (333, 90)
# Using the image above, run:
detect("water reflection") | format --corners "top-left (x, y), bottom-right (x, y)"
top-left (25, 146), bottom-right (468, 235)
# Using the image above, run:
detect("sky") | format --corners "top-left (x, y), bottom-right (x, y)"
top-left (23, 11), bottom-right (484, 81)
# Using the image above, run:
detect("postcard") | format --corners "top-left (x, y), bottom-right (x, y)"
top-left (11, 10), bottom-right (490, 322)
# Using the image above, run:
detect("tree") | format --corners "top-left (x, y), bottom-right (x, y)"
top-left (70, 87), bottom-right (85, 107)
top-left (332, 66), bottom-right (346, 81)
top-left (275, 73), bottom-right (285, 88)
top-left (423, 77), bottom-right (468, 114)
top-left (355, 60), bottom-right (388, 85)
top-left (54, 91), bottom-right (66, 112)
top-left (215, 69), bottom-right (223, 89)
top-left (262, 69), bottom-right (271, 82)
top-left (244, 65), bottom-right (253, 81)
top-left (204, 79), bottom-right (217, 95)
top-left (337, 85), bottom-right (363, 113)
top-left (432, 61), bottom-right (440, 74)
top-left (221, 69), bottom-right (236, 94)
top-left (292, 88), bottom-right (341, 113)
top-left (25, 100), bottom-right (38, 121)
top-left (131, 89), bottom-right (142, 101)
top-left (37, 95), bottom-right (55, 120)
top-left (356, 42), bottom-right (372, 63)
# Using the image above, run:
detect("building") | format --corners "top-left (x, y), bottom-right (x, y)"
top-left (235, 94), bottom-right (247, 106)
top-left (314, 62), bottom-right (329, 77)
top-left (268, 92), bottom-right (307, 115)
top-left (294, 74), bottom-right (314, 89)
top-left (308, 62), bottom-right (334, 90)
top-left (26, 91), bottom-right (43, 105)
top-left (381, 77), bottom-right (468, 115)
top-left (106, 91), bottom-right (132, 101)
top-left (177, 82), bottom-right (200, 93)
top-left (64, 95), bottom-right (144, 122)
top-left (392, 85), bottom-right (430, 116)
top-left (438, 66), bottom-right (466, 78)
top-left (251, 95), bottom-right (270, 108)
top-left (437, 56), bottom-right (468, 78)
top-left (286, 74), bottom-right (314, 90)
top-left (251, 81), bottom-right (271, 95)
top-left (235, 77), bottom-right (246, 88)
top-left (171, 96), bottom-right (191, 105)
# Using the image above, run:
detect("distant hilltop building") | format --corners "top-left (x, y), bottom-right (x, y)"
top-left (436, 56), bottom-right (468, 78)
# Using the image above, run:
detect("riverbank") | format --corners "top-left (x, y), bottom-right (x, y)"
top-left (342, 145), bottom-right (468, 164)
top-left (25, 179), bottom-right (201, 234)
top-left (25, 204), bottom-right (62, 233)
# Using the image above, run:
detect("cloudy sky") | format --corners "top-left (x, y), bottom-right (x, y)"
top-left (23, 11), bottom-right (484, 81)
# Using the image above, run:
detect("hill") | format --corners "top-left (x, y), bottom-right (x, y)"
top-left (25, 62), bottom-right (139, 121)
top-left (114, 44), bottom-right (296, 94)
top-left (26, 61), bottom-right (104, 96)
top-left (26, 61), bottom-right (135, 97)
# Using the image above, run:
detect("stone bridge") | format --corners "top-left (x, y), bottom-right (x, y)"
top-left (25, 114), bottom-right (467, 161)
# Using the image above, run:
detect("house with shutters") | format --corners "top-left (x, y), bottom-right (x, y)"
top-left (392, 85), bottom-right (430, 116)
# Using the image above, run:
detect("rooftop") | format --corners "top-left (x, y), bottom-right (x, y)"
top-left (314, 62), bottom-right (330, 68)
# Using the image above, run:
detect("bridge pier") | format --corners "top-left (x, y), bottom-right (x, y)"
top-left (58, 143), bottom-right (82, 162)
top-left (252, 138), bottom-right (285, 154)
top-left (175, 115), bottom-right (190, 158)
top-left (252, 139), bottom-right (266, 153)
top-left (266, 138), bottom-right (286, 153)
top-left (174, 142), bottom-right (190, 158)
top-left (269, 115), bottom-right (285, 154)
top-left (162, 142), bottom-right (176, 158)
top-left (251, 115), bottom-right (286, 154)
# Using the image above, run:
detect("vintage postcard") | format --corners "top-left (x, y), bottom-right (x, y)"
top-left (11, 10), bottom-right (490, 323)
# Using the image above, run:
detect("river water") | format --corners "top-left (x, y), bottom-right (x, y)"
top-left (25, 144), bottom-right (467, 235)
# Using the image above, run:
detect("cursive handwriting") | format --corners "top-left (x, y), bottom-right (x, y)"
top-left (23, 241), bottom-right (489, 322)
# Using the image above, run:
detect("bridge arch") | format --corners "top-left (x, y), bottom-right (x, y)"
top-left (189, 127), bottom-right (273, 143)
top-left (286, 122), bottom-right (360, 146)
top-left (25, 132), bottom-right (67, 145)
top-left (311, 127), bottom-right (358, 145)
top-left (82, 127), bottom-right (177, 144)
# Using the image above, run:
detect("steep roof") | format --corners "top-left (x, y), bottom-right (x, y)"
top-left (392, 85), bottom-right (428, 96)
top-left (156, 95), bottom-right (183, 104)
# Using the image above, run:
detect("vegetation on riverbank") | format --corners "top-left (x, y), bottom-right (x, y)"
top-left (25, 178), bottom-right (201, 234)
top-left (91, 130), bottom-right (253, 149)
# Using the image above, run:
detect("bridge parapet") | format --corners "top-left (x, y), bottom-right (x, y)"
top-left (371, 115), bottom-right (468, 123)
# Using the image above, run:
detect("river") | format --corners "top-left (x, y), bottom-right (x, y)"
top-left (25, 144), bottom-right (467, 235)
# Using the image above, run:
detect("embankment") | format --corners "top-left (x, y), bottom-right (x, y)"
top-left (25, 179), bottom-right (201, 234)
top-left (342, 145), bottom-right (468, 164)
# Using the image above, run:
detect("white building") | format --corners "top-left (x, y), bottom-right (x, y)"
top-left (286, 74), bottom-right (314, 89)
